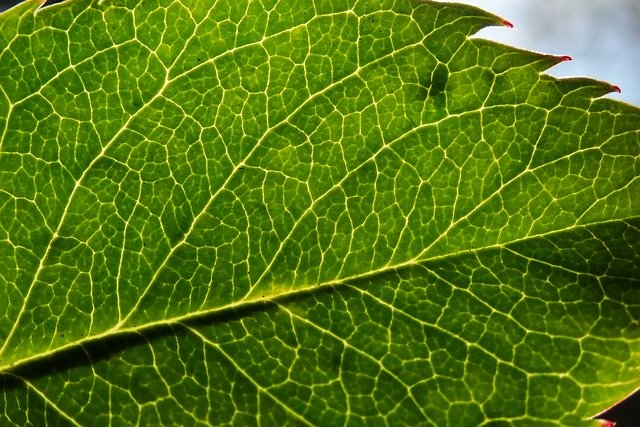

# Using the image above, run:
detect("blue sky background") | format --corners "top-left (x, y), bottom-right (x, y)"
top-left (1, 0), bottom-right (639, 106)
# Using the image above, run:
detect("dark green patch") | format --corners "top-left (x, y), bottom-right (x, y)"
top-left (429, 62), bottom-right (449, 98)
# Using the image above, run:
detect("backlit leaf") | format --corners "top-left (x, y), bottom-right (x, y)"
top-left (1, 0), bottom-right (639, 425)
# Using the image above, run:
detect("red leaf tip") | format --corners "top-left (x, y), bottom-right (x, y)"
top-left (502, 20), bottom-right (514, 28)
top-left (601, 421), bottom-right (615, 427)
top-left (558, 55), bottom-right (572, 62)
top-left (611, 85), bottom-right (622, 93)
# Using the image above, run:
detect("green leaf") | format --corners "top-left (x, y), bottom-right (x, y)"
top-left (1, 0), bottom-right (639, 425)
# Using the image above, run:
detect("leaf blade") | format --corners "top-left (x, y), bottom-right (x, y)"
top-left (1, 0), bottom-right (639, 425)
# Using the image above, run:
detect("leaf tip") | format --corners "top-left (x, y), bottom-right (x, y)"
top-left (502, 20), bottom-right (514, 28)
top-left (611, 84), bottom-right (622, 93)
top-left (558, 55), bottom-right (572, 62)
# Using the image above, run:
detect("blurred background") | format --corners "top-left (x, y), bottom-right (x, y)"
top-left (1, 0), bottom-right (639, 106)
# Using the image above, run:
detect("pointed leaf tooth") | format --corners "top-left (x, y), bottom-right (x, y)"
top-left (554, 77), bottom-right (626, 100)
top-left (425, 1), bottom-right (516, 34)
top-left (531, 54), bottom-right (576, 73)
top-left (467, 39), bottom-right (572, 74)
top-left (415, 2), bottom-right (514, 63)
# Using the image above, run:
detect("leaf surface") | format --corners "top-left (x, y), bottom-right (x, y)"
top-left (0, 0), bottom-right (639, 425)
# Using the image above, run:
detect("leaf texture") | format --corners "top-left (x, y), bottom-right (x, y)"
top-left (0, 0), bottom-right (639, 425)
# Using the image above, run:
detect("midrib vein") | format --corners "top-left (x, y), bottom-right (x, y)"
top-left (1, 215), bottom-right (635, 374)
